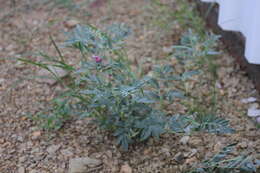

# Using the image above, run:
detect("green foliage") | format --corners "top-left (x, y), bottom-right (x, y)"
top-left (166, 29), bottom-right (235, 137)
top-left (148, 0), bottom-right (177, 32)
top-left (172, 30), bottom-right (220, 73)
top-left (148, 0), bottom-right (204, 35)
top-left (53, 0), bottom-right (76, 9)
top-left (64, 23), bottom-right (130, 56)
top-left (29, 98), bottom-right (73, 130)
top-left (21, 24), bottom-right (234, 150)
top-left (192, 114), bottom-right (235, 134)
top-left (175, 0), bottom-right (206, 34)
top-left (168, 114), bottom-right (234, 134)
top-left (188, 143), bottom-right (260, 173)
top-left (172, 30), bottom-right (220, 114)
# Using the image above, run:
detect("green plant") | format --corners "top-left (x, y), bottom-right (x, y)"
top-left (148, 0), bottom-right (204, 35)
top-left (49, 0), bottom-right (89, 9)
top-left (53, 0), bottom-right (76, 9)
top-left (175, 0), bottom-right (206, 34)
top-left (172, 30), bottom-right (220, 114)
top-left (165, 29), bottom-right (234, 139)
top-left (34, 98), bottom-right (73, 130)
top-left (168, 114), bottom-right (234, 134)
top-left (188, 143), bottom-right (260, 173)
top-left (60, 24), bottom-right (172, 150)
top-left (172, 30), bottom-right (219, 80)
top-left (148, 0), bottom-right (177, 32)
top-left (20, 24), bottom-right (234, 150)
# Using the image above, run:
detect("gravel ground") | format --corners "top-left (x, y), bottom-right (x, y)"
top-left (0, 0), bottom-right (259, 172)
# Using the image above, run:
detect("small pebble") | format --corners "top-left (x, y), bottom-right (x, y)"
top-left (247, 108), bottom-right (260, 117)
top-left (18, 167), bottom-right (25, 173)
top-left (241, 97), bottom-right (257, 103)
top-left (256, 116), bottom-right (260, 124)
top-left (64, 20), bottom-right (79, 29)
top-left (120, 164), bottom-right (132, 173)
top-left (180, 136), bottom-right (190, 145)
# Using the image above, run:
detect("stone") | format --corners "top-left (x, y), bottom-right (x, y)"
top-left (0, 138), bottom-right (5, 144)
top-left (69, 157), bottom-right (102, 173)
top-left (5, 44), bottom-right (15, 51)
top-left (213, 141), bottom-right (222, 153)
top-left (47, 144), bottom-right (61, 154)
top-left (241, 97), bottom-right (257, 103)
top-left (143, 148), bottom-right (151, 155)
top-left (256, 116), bottom-right (260, 124)
top-left (215, 81), bottom-right (222, 89)
top-left (180, 136), bottom-right (190, 145)
top-left (18, 167), bottom-right (25, 173)
top-left (9, 149), bottom-right (16, 154)
top-left (189, 137), bottom-right (202, 147)
top-left (17, 136), bottom-right (23, 142)
top-left (238, 142), bottom-right (248, 149)
top-left (61, 148), bottom-right (74, 157)
top-left (64, 20), bottom-right (79, 29)
top-left (174, 152), bottom-right (184, 163)
top-left (34, 153), bottom-right (44, 161)
top-left (249, 103), bottom-right (259, 109)
top-left (32, 131), bottom-right (41, 139)
top-left (19, 156), bottom-right (27, 163)
top-left (29, 170), bottom-right (38, 173)
top-left (0, 78), bottom-right (4, 85)
top-left (120, 164), bottom-right (132, 173)
top-left (162, 46), bottom-right (173, 54)
top-left (185, 157), bottom-right (197, 165)
top-left (15, 60), bottom-right (26, 69)
top-left (105, 150), bottom-right (113, 158)
top-left (160, 147), bottom-right (171, 157)
top-left (189, 149), bottom-right (198, 157)
top-left (247, 108), bottom-right (260, 117)
top-left (31, 147), bottom-right (40, 154)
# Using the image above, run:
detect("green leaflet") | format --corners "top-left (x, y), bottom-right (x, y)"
top-left (188, 143), bottom-right (260, 173)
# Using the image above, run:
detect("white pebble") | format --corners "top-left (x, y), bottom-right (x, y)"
top-left (256, 117), bottom-right (260, 124)
top-left (247, 108), bottom-right (260, 117)
top-left (241, 97), bottom-right (257, 103)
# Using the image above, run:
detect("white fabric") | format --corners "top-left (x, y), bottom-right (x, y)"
top-left (201, 0), bottom-right (260, 64)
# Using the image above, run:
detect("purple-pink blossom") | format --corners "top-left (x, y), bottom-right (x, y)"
top-left (92, 55), bottom-right (102, 63)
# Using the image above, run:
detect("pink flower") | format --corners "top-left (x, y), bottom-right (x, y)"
top-left (92, 55), bottom-right (102, 63)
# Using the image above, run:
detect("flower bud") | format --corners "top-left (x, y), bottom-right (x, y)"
top-left (92, 55), bottom-right (102, 63)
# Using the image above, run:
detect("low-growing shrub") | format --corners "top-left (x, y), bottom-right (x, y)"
top-left (188, 143), bottom-right (260, 173)
top-left (20, 24), bottom-right (234, 150)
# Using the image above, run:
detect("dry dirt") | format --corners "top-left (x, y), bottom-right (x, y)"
top-left (0, 0), bottom-right (259, 172)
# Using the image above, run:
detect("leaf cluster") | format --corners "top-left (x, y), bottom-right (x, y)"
top-left (168, 114), bottom-right (234, 135)
top-left (188, 143), bottom-right (260, 173)
top-left (64, 23), bottom-right (130, 56)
